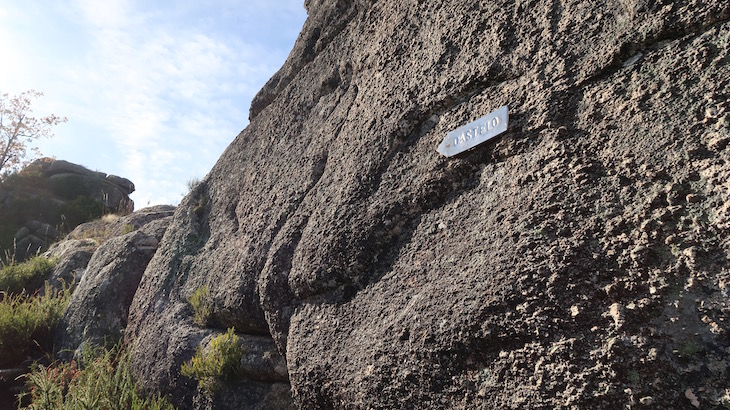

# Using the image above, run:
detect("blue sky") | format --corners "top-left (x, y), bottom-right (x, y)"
top-left (0, 1), bottom-right (307, 206)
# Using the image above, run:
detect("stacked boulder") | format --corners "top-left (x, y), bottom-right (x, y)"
top-left (13, 221), bottom-right (58, 258)
top-left (0, 158), bottom-right (135, 259)
top-left (38, 159), bottom-right (135, 212)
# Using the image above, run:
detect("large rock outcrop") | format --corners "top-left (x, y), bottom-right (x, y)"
top-left (0, 158), bottom-right (135, 259)
top-left (127, 1), bottom-right (730, 408)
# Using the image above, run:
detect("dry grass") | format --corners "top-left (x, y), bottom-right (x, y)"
top-left (101, 213), bottom-right (121, 224)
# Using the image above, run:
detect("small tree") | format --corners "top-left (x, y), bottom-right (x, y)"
top-left (0, 90), bottom-right (67, 175)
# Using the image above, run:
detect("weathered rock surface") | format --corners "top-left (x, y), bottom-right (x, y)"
top-left (42, 206), bottom-right (176, 291)
top-left (53, 206), bottom-right (175, 358)
top-left (44, 239), bottom-right (97, 290)
top-left (67, 204), bottom-right (176, 241)
top-left (127, 1), bottom-right (730, 409)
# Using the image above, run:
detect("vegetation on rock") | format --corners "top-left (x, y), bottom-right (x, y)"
top-left (0, 255), bottom-right (56, 295)
top-left (0, 207), bottom-right (176, 407)
top-left (19, 344), bottom-right (175, 409)
top-left (189, 285), bottom-right (210, 327)
top-left (181, 328), bottom-right (244, 396)
top-left (0, 256), bottom-right (67, 368)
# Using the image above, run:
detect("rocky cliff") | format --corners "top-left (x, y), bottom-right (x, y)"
top-left (124, 1), bottom-right (730, 408)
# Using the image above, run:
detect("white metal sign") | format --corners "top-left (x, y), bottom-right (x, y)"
top-left (437, 106), bottom-right (508, 157)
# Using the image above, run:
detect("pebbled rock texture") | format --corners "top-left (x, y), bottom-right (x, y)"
top-left (128, 1), bottom-right (730, 408)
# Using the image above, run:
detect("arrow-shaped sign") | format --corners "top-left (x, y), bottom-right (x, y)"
top-left (437, 106), bottom-right (508, 157)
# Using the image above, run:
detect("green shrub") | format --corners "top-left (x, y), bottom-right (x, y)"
top-left (189, 285), bottom-right (210, 326)
top-left (0, 283), bottom-right (70, 367)
top-left (20, 344), bottom-right (175, 409)
top-left (0, 256), bottom-right (57, 295)
top-left (677, 339), bottom-right (704, 358)
top-left (181, 327), bottom-right (244, 395)
top-left (193, 195), bottom-right (207, 218)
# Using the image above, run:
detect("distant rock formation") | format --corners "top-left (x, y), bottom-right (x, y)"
top-left (12, 221), bottom-right (58, 258)
top-left (0, 158), bottom-right (135, 259)
top-left (40, 159), bottom-right (135, 207)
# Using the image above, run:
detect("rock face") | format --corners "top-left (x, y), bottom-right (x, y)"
top-left (52, 206), bottom-right (175, 358)
top-left (13, 221), bottom-right (59, 258)
top-left (127, 1), bottom-right (730, 409)
top-left (44, 238), bottom-right (97, 291)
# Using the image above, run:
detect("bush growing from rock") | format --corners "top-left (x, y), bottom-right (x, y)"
top-left (0, 284), bottom-right (69, 367)
top-left (181, 328), bottom-right (244, 396)
top-left (0, 256), bottom-right (66, 368)
top-left (189, 285), bottom-right (210, 326)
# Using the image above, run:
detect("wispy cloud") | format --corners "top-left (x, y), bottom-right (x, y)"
top-left (75, 0), bottom-right (133, 28)
top-left (0, 0), bottom-right (306, 206)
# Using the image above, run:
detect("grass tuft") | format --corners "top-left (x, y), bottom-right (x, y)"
top-left (101, 213), bottom-right (121, 224)
top-left (0, 282), bottom-right (70, 367)
top-left (0, 256), bottom-right (57, 295)
top-left (181, 327), bottom-right (244, 396)
top-left (19, 344), bottom-right (175, 409)
top-left (122, 223), bottom-right (135, 235)
top-left (189, 285), bottom-right (210, 326)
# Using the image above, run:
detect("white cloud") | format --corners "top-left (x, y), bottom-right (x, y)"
top-left (0, 0), bottom-right (306, 205)
top-left (75, 0), bottom-right (133, 28)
